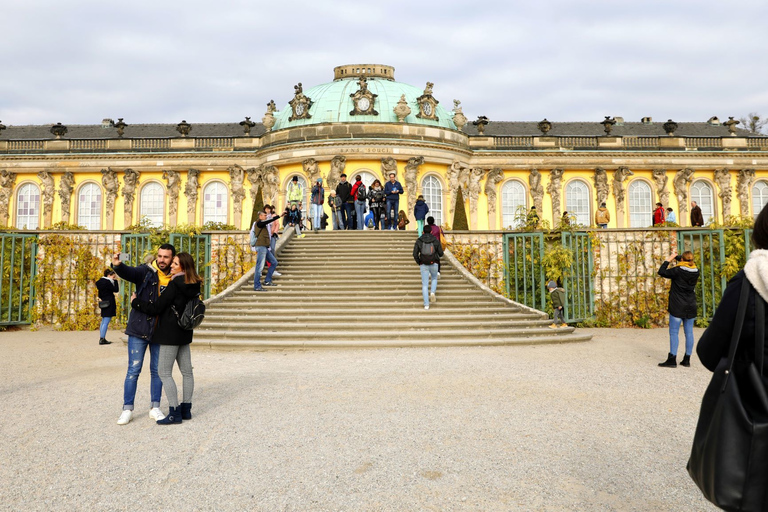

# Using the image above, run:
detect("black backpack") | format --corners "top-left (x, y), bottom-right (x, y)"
top-left (173, 293), bottom-right (206, 330)
top-left (419, 239), bottom-right (436, 265)
top-left (357, 183), bottom-right (366, 201)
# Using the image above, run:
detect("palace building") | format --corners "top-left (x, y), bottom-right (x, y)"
top-left (1, 63), bottom-right (767, 232)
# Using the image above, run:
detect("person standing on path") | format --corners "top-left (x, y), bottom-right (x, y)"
top-left (657, 249), bottom-right (700, 367)
top-left (384, 172), bottom-right (404, 230)
top-left (414, 195), bottom-right (429, 235)
top-left (111, 243), bottom-right (176, 425)
top-left (95, 269), bottom-right (119, 345)
top-left (251, 209), bottom-right (285, 291)
top-left (595, 202), bottom-right (610, 228)
top-left (351, 175), bottom-right (367, 230)
top-left (413, 223), bottom-right (444, 310)
top-left (310, 178), bottom-right (325, 232)
top-left (336, 174), bottom-right (353, 229)
top-left (547, 281), bottom-right (567, 328)
top-left (690, 201), bottom-right (704, 227)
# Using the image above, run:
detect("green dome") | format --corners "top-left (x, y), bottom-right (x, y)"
top-left (273, 70), bottom-right (457, 131)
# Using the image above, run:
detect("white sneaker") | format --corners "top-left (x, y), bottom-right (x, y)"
top-left (424, 305), bottom-right (430, 310)
top-left (272, 271), bottom-right (282, 277)
top-left (149, 407), bottom-right (166, 421)
top-left (117, 410), bottom-right (133, 425)
top-left (430, 293), bottom-right (436, 303)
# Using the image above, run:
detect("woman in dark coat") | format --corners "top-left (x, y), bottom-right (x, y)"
top-left (95, 269), bottom-right (119, 345)
top-left (657, 250), bottom-right (700, 367)
top-left (131, 252), bottom-right (203, 424)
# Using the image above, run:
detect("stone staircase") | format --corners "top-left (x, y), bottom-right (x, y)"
top-left (196, 231), bottom-right (592, 348)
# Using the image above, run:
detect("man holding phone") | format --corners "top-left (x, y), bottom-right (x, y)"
top-left (111, 243), bottom-right (176, 425)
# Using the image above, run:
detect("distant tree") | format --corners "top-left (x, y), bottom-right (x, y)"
top-left (249, 192), bottom-right (265, 227)
top-left (739, 112), bottom-right (768, 134)
top-left (452, 187), bottom-right (469, 230)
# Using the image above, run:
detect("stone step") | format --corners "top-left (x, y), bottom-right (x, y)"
top-left (199, 317), bottom-right (553, 330)
top-left (213, 293), bottom-right (499, 304)
top-left (229, 282), bottom-right (482, 293)
top-left (205, 302), bottom-right (526, 314)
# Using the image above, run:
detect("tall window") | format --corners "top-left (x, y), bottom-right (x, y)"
top-left (565, 180), bottom-right (591, 226)
top-left (753, 180), bottom-right (768, 218)
top-left (139, 182), bottom-right (165, 227)
top-left (77, 183), bottom-right (102, 230)
top-left (203, 181), bottom-right (228, 225)
top-left (15, 183), bottom-right (41, 230)
top-left (628, 181), bottom-right (653, 227)
top-left (501, 180), bottom-right (526, 229)
top-left (421, 175), bottom-right (443, 227)
top-left (690, 180), bottom-right (715, 225)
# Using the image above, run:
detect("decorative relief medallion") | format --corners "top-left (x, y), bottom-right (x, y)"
top-left (349, 77), bottom-right (378, 116)
top-left (393, 95), bottom-right (411, 122)
top-left (416, 82), bottom-right (439, 121)
top-left (288, 83), bottom-right (313, 121)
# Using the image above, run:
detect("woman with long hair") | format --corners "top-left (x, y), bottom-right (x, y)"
top-left (131, 252), bottom-right (203, 424)
top-left (657, 249), bottom-right (700, 367)
top-left (368, 179), bottom-right (385, 230)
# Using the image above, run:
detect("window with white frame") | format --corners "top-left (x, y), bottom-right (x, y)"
top-left (690, 180), bottom-right (715, 225)
top-left (77, 183), bottom-right (102, 230)
top-left (753, 180), bottom-right (768, 219)
top-left (501, 180), bottom-right (526, 229)
top-left (15, 183), bottom-right (41, 229)
top-left (628, 180), bottom-right (653, 227)
top-left (203, 181), bottom-right (228, 225)
top-left (421, 175), bottom-right (443, 227)
top-left (139, 182), bottom-right (165, 227)
top-left (565, 180), bottom-right (591, 226)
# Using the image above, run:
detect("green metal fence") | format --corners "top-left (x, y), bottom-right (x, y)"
top-left (0, 233), bottom-right (38, 325)
top-left (561, 231), bottom-right (594, 322)
top-left (677, 229), bottom-right (726, 321)
top-left (503, 232), bottom-right (545, 311)
top-left (170, 233), bottom-right (211, 299)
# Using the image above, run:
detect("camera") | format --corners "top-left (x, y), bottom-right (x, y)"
top-left (674, 255), bottom-right (682, 262)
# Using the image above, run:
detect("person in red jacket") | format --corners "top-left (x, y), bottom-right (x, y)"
top-left (652, 202), bottom-right (666, 226)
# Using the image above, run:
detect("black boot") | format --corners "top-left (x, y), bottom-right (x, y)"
top-left (156, 406), bottom-right (182, 425)
top-left (680, 354), bottom-right (691, 367)
top-left (99, 338), bottom-right (112, 345)
top-left (180, 402), bottom-right (192, 420)
top-left (658, 353), bottom-right (677, 368)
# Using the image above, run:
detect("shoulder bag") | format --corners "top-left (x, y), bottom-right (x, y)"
top-left (687, 279), bottom-right (768, 511)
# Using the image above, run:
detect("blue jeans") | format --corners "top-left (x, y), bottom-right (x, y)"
top-left (355, 201), bottom-right (366, 230)
top-left (342, 203), bottom-right (354, 229)
top-left (254, 246), bottom-right (278, 289)
top-left (311, 204), bottom-right (323, 230)
top-left (386, 198), bottom-right (399, 230)
top-left (420, 263), bottom-right (438, 306)
top-left (332, 210), bottom-right (344, 230)
top-left (669, 315), bottom-right (695, 356)
top-left (123, 335), bottom-right (162, 410)
top-left (99, 316), bottom-right (112, 339)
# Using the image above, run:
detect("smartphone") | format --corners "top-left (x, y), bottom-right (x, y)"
top-left (118, 252), bottom-right (130, 262)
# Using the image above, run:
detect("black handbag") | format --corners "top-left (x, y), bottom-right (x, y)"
top-left (98, 300), bottom-right (110, 309)
top-left (687, 280), bottom-right (768, 511)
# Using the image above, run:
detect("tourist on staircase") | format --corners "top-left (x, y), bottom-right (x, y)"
top-left (266, 206), bottom-right (282, 277)
top-left (351, 175), bottom-right (367, 230)
top-left (336, 174), bottom-right (354, 229)
top-left (286, 175), bottom-right (303, 206)
top-left (251, 209), bottom-right (285, 291)
top-left (368, 180), bottom-right (386, 230)
top-left (310, 178), bottom-right (324, 232)
top-left (328, 190), bottom-right (344, 230)
top-left (424, 216), bottom-right (445, 277)
top-left (414, 195), bottom-right (429, 235)
top-left (384, 172), bottom-right (404, 230)
top-left (413, 221), bottom-right (444, 310)
top-left (286, 203), bottom-right (305, 238)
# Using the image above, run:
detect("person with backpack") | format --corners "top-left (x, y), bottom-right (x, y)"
top-left (130, 252), bottom-right (203, 424)
top-left (351, 175), bottom-right (367, 230)
top-left (310, 178), bottom-right (324, 232)
top-left (368, 179), bottom-right (386, 230)
top-left (413, 222), bottom-right (444, 310)
top-left (425, 216), bottom-right (445, 277)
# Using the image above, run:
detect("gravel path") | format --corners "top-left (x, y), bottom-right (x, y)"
top-left (0, 327), bottom-right (718, 511)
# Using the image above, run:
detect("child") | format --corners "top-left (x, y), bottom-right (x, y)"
top-left (547, 280), bottom-right (566, 328)
top-left (413, 195), bottom-right (429, 235)
top-left (397, 210), bottom-right (410, 230)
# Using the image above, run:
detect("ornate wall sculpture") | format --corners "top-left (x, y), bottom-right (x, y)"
top-left (528, 169), bottom-right (544, 214)
top-left (288, 83), bottom-right (313, 122)
top-left (737, 168), bottom-right (756, 218)
top-left (228, 165), bottom-right (247, 227)
top-left (349, 77), bottom-right (378, 116)
top-left (447, 161), bottom-right (467, 213)
top-left (58, 171), bottom-right (75, 224)
top-left (547, 168), bottom-right (565, 223)
top-left (122, 169), bottom-right (140, 228)
top-left (0, 170), bottom-right (17, 226)
top-left (162, 170), bottom-right (181, 225)
top-left (404, 156), bottom-right (424, 215)
top-left (380, 157), bottom-right (398, 180)
top-left (468, 168), bottom-right (487, 214)
top-left (246, 166), bottom-right (264, 207)
top-left (673, 168), bottom-right (695, 219)
top-left (328, 156), bottom-right (346, 190)
top-left (393, 95), bottom-right (411, 122)
top-left (37, 170), bottom-right (55, 228)
top-left (652, 169), bottom-right (669, 206)
top-left (484, 168), bottom-right (504, 214)
top-left (261, 165), bottom-right (279, 207)
top-left (713, 168), bottom-right (733, 218)
top-left (184, 169), bottom-right (200, 224)
top-left (101, 168), bottom-right (120, 230)
top-left (612, 167), bottom-right (634, 225)
top-left (302, 158), bottom-right (321, 185)
top-left (593, 168), bottom-right (609, 206)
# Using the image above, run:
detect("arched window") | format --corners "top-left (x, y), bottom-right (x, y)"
top-left (565, 180), bottom-right (591, 226)
top-left (501, 180), bottom-right (526, 229)
top-left (421, 175), bottom-right (443, 227)
top-left (353, 170), bottom-right (377, 189)
top-left (202, 181), bottom-right (228, 225)
top-left (77, 183), bottom-right (102, 230)
top-left (139, 182), bottom-right (165, 227)
top-left (690, 180), bottom-right (715, 225)
top-left (628, 180), bottom-right (653, 227)
top-left (753, 180), bottom-right (768, 218)
top-left (15, 183), bottom-right (40, 230)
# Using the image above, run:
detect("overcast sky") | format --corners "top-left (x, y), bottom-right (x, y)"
top-left (1, 0), bottom-right (766, 127)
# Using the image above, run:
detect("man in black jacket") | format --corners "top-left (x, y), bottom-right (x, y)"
top-left (336, 174), bottom-right (354, 230)
top-left (112, 243), bottom-right (176, 425)
top-left (413, 227), bottom-right (444, 310)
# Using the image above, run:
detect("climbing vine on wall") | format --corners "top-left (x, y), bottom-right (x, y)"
top-left (449, 240), bottom-right (505, 295)
top-left (210, 236), bottom-right (255, 295)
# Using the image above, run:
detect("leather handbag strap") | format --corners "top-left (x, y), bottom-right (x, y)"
top-left (756, 289), bottom-right (765, 376)
top-left (723, 279), bottom-right (753, 390)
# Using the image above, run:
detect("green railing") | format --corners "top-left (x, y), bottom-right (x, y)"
top-left (561, 231), bottom-right (594, 322)
top-left (503, 232), bottom-right (545, 311)
top-left (170, 233), bottom-right (211, 299)
top-left (0, 233), bottom-right (38, 325)
top-left (677, 230), bottom-right (726, 321)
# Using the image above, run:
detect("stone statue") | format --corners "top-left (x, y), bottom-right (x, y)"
top-left (738, 168), bottom-right (756, 218)
top-left (381, 157), bottom-right (398, 179)
top-left (713, 168), bottom-right (733, 218)
top-left (37, 170), bottom-right (55, 227)
top-left (122, 168), bottom-right (140, 227)
top-left (246, 166), bottom-right (264, 206)
top-left (652, 168), bottom-right (669, 206)
top-left (468, 167), bottom-right (487, 214)
top-left (673, 168), bottom-right (695, 218)
top-left (484, 168), bottom-right (504, 214)
top-left (328, 156), bottom-right (346, 190)
top-left (452, 99), bottom-right (468, 131)
top-left (162, 170), bottom-right (181, 224)
top-left (448, 161), bottom-right (466, 213)
top-left (393, 95), bottom-right (411, 122)
top-left (58, 171), bottom-right (75, 224)
top-left (547, 168), bottom-right (565, 222)
top-left (529, 169), bottom-right (545, 214)
top-left (261, 165), bottom-right (279, 206)
top-left (404, 156), bottom-right (424, 215)
top-left (228, 165), bottom-right (246, 226)
top-left (184, 169), bottom-right (200, 224)
top-left (302, 158), bottom-right (321, 185)
top-left (263, 100), bottom-right (277, 132)
top-left (612, 167), bottom-right (634, 223)
top-left (101, 168), bottom-right (120, 229)
top-left (593, 168), bottom-right (609, 206)
top-left (424, 82), bottom-right (434, 96)
top-left (0, 170), bottom-right (17, 226)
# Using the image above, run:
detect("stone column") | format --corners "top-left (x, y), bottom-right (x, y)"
top-left (404, 156), bottom-right (424, 222)
top-left (228, 165), bottom-right (246, 228)
top-left (737, 168), bottom-right (756, 218)
top-left (184, 169), bottom-right (200, 225)
top-left (468, 167), bottom-right (486, 229)
top-left (546, 168), bottom-right (564, 226)
top-left (673, 168), bottom-right (695, 224)
top-left (484, 168), bottom-right (504, 230)
top-left (529, 169), bottom-right (544, 218)
top-left (101, 168), bottom-right (119, 230)
top-left (37, 170), bottom-right (55, 228)
top-left (162, 170), bottom-right (181, 226)
top-left (58, 171), bottom-right (75, 224)
top-left (122, 169), bottom-right (140, 228)
top-left (713, 168), bottom-right (733, 219)
top-left (612, 167), bottom-right (634, 228)
top-left (652, 169), bottom-right (669, 207)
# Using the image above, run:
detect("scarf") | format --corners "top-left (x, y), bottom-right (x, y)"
top-left (744, 249), bottom-right (768, 303)
top-left (676, 260), bottom-right (697, 270)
